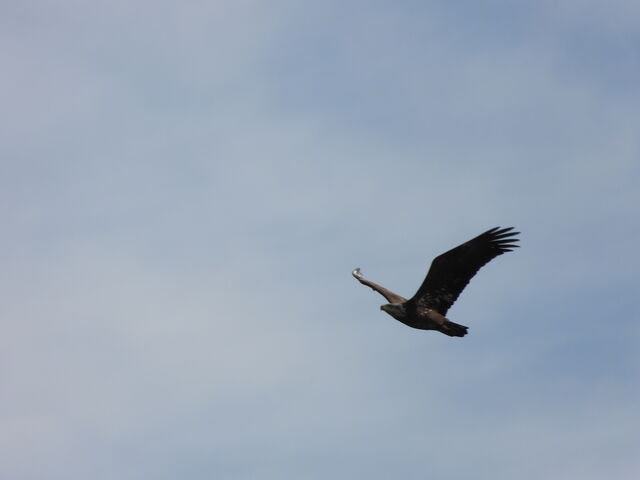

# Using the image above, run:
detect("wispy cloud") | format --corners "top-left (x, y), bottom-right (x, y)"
top-left (2, 1), bottom-right (639, 479)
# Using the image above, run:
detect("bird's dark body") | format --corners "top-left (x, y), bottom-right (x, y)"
top-left (382, 302), bottom-right (468, 336)
top-left (353, 227), bottom-right (520, 337)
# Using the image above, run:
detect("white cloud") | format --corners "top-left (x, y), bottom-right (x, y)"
top-left (2, 1), bottom-right (639, 479)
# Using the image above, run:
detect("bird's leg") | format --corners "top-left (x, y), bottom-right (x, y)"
top-left (351, 268), bottom-right (407, 304)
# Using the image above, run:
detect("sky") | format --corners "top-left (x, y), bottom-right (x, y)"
top-left (2, 1), bottom-right (639, 479)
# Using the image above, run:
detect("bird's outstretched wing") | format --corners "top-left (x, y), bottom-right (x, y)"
top-left (352, 268), bottom-right (407, 304)
top-left (409, 227), bottom-right (519, 315)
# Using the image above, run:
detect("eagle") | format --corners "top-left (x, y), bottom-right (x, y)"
top-left (352, 227), bottom-right (520, 337)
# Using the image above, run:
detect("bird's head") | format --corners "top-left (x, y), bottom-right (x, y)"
top-left (380, 303), bottom-right (406, 320)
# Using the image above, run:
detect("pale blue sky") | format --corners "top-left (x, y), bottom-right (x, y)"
top-left (2, 1), bottom-right (639, 479)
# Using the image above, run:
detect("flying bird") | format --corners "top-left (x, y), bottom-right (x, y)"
top-left (352, 226), bottom-right (520, 337)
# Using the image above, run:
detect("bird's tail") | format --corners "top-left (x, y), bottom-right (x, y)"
top-left (441, 320), bottom-right (468, 337)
